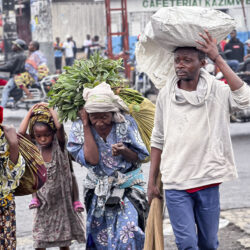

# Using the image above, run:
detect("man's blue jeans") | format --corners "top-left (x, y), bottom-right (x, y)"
top-left (1, 78), bottom-right (16, 108)
top-left (165, 186), bottom-right (220, 250)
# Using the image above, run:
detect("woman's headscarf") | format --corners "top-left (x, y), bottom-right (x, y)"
top-left (83, 82), bottom-right (129, 123)
top-left (29, 105), bottom-right (56, 137)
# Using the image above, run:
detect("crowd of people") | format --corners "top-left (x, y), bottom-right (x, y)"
top-left (53, 34), bottom-right (102, 74)
top-left (0, 33), bottom-right (103, 109)
top-left (219, 29), bottom-right (250, 72)
top-left (0, 28), bottom-right (250, 250)
top-left (53, 35), bottom-right (76, 72)
top-left (53, 30), bottom-right (250, 77)
top-left (0, 29), bottom-right (249, 110)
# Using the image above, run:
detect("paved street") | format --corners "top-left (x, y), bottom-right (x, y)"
top-left (3, 108), bottom-right (250, 249)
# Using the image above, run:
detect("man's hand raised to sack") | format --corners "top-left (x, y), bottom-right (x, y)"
top-left (196, 29), bottom-right (244, 91)
top-left (196, 29), bottom-right (220, 62)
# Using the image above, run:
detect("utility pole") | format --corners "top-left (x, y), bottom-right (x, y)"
top-left (2, 0), bottom-right (18, 60)
top-left (30, 0), bottom-right (55, 73)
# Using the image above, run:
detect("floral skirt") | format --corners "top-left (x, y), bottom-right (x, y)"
top-left (87, 196), bottom-right (145, 250)
top-left (0, 199), bottom-right (16, 249)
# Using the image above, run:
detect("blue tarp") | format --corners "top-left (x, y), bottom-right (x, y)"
top-left (108, 31), bottom-right (250, 59)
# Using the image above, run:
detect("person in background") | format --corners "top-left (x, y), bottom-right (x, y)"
top-left (19, 103), bottom-right (85, 249)
top-left (14, 41), bottom-right (49, 100)
top-left (239, 39), bottom-right (250, 72)
top-left (71, 36), bottom-right (77, 60)
top-left (89, 35), bottom-right (101, 57)
top-left (83, 34), bottom-right (92, 59)
top-left (224, 30), bottom-right (245, 72)
top-left (0, 106), bottom-right (26, 249)
top-left (225, 30), bottom-right (245, 62)
top-left (244, 39), bottom-right (250, 61)
top-left (63, 35), bottom-right (74, 66)
top-left (0, 39), bottom-right (27, 108)
top-left (54, 37), bottom-right (63, 74)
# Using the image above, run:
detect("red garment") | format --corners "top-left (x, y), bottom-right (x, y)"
top-left (220, 40), bottom-right (227, 52)
top-left (0, 79), bottom-right (7, 86)
top-left (0, 106), bottom-right (3, 123)
top-left (186, 183), bottom-right (220, 193)
top-left (0, 40), bottom-right (4, 52)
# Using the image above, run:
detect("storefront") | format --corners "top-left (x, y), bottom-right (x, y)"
top-left (110, 0), bottom-right (250, 56)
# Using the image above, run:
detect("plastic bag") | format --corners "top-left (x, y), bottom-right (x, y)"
top-left (136, 7), bottom-right (236, 89)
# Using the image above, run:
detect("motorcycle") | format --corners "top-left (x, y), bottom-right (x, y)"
top-left (237, 58), bottom-right (250, 85)
top-left (129, 57), bottom-right (158, 98)
top-left (0, 74), bottom-right (58, 110)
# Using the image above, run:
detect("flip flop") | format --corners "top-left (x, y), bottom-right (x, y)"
top-left (29, 197), bottom-right (41, 209)
top-left (73, 201), bottom-right (84, 212)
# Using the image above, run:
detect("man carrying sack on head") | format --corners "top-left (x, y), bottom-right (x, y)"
top-left (139, 7), bottom-right (250, 250)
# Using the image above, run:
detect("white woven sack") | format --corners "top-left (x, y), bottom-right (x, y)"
top-left (136, 7), bottom-right (236, 89)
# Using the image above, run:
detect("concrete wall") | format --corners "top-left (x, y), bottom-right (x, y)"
top-left (30, 0), bottom-right (55, 73)
top-left (51, 1), bottom-right (106, 48)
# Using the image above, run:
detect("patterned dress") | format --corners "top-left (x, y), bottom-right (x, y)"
top-left (67, 115), bottom-right (149, 250)
top-left (0, 128), bottom-right (26, 249)
top-left (14, 50), bottom-right (49, 89)
top-left (32, 138), bottom-right (86, 248)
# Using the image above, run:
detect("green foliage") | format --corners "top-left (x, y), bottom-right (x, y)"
top-left (48, 53), bottom-right (143, 122)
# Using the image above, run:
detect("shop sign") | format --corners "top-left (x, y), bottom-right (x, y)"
top-left (142, 0), bottom-right (250, 9)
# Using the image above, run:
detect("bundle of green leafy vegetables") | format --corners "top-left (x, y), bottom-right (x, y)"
top-left (48, 53), bottom-right (144, 122)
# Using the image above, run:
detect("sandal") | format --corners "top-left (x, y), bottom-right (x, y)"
top-left (73, 201), bottom-right (84, 212)
top-left (29, 197), bottom-right (41, 209)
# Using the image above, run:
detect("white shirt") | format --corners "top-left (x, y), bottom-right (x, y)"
top-left (63, 41), bottom-right (74, 58)
top-left (151, 69), bottom-right (250, 190)
top-left (83, 39), bottom-right (92, 54)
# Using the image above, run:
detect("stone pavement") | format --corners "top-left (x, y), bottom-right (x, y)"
top-left (163, 208), bottom-right (250, 250)
top-left (221, 208), bottom-right (250, 248)
top-left (16, 209), bottom-right (250, 249)
top-left (5, 107), bottom-right (250, 249)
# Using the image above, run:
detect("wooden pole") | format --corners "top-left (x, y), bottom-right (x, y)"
top-left (2, 0), bottom-right (18, 61)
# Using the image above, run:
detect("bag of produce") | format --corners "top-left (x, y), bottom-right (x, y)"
top-left (48, 53), bottom-right (125, 122)
top-left (49, 54), bottom-right (155, 161)
top-left (128, 98), bottom-right (155, 157)
top-left (136, 7), bottom-right (236, 89)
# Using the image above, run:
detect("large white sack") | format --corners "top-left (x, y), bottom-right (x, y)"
top-left (136, 7), bottom-right (236, 89)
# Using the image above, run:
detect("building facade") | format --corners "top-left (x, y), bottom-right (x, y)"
top-left (51, 0), bottom-right (250, 56)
